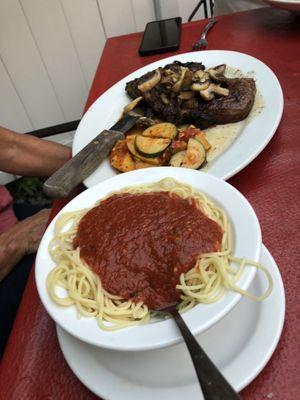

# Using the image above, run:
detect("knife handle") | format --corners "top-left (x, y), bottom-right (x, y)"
top-left (43, 130), bottom-right (124, 199)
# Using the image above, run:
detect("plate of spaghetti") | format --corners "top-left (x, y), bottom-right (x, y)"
top-left (35, 168), bottom-right (272, 351)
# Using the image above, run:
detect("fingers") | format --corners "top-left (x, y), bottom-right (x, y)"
top-left (0, 208), bottom-right (52, 280)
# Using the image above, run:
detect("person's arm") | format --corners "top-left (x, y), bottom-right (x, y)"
top-left (0, 126), bottom-right (70, 176)
top-left (0, 209), bottom-right (50, 282)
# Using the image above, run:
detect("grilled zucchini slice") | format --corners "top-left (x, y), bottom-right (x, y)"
top-left (126, 135), bottom-right (161, 165)
top-left (170, 151), bottom-right (186, 167)
top-left (195, 132), bottom-right (211, 151)
top-left (135, 135), bottom-right (171, 158)
top-left (134, 159), bottom-right (153, 169)
top-left (142, 123), bottom-right (177, 139)
top-left (182, 138), bottom-right (206, 169)
top-left (110, 140), bottom-right (135, 172)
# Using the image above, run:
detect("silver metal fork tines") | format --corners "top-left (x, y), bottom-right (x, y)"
top-left (192, 18), bottom-right (218, 51)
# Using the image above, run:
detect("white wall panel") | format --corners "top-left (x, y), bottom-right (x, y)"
top-left (97, 0), bottom-right (155, 37)
top-left (60, 0), bottom-right (106, 87)
top-left (156, 0), bottom-right (180, 19)
top-left (0, 56), bottom-right (33, 132)
top-left (132, 0), bottom-right (156, 31)
top-left (97, 0), bottom-right (136, 37)
top-left (178, 0), bottom-right (205, 22)
top-left (0, 0), bottom-right (158, 183)
top-left (20, 0), bottom-right (88, 121)
top-left (157, 0), bottom-right (205, 21)
top-left (0, 0), bottom-right (65, 129)
top-left (0, 0), bottom-right (157, 147)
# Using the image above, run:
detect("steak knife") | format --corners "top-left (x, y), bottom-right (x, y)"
top-left (43, 113), bottom-right (141, 198)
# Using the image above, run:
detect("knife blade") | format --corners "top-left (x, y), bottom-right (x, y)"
top-left (43, 113), bottom-right (140, 198)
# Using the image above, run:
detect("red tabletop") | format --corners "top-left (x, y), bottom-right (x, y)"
top-left (1, 7), bottom-right (299, 399)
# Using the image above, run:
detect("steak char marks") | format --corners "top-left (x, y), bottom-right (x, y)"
top-left (125, 61), bottom-right (256, 129)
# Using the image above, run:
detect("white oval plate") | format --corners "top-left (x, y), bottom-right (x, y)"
top-left (73, 50), bottom-right (283, 188)
top-left (263, 0), bottom-right (300, 13)
top-left (57, 244), bottom-right (285, 400)
top-left (35, 168), bottom-right (261, 351)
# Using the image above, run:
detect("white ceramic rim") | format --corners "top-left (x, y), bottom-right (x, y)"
top-left (264, 0), bottom-right (300, 4)
top-left (35, 168), bottom-right (261, 351)
top-left (55, 244), bottom-right (286, 399)
top-left (72, 50), bottom-right (283, 187)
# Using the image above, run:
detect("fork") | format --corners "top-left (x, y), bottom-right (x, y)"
top-left (159, 303), bottom-right (242, 399)
top-left (192, 18), bottom-right (218, 51)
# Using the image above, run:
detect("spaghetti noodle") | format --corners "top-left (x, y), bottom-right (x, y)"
top-left (46, 178), bottom-right (272, 330)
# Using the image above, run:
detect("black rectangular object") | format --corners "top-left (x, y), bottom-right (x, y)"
top-left (139, 17), bottom-right (182, 56)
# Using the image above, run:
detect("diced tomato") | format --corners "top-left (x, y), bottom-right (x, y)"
top-left (178, 127), bottom-right (203, 142)
top-left (171, 140), bottom-right (188, 154)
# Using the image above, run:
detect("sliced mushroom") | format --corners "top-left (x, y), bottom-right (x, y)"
top-left (122, 96), bottom-right (143, 114)
top-left (181, 69), bottom-right (193, 90)
top-left (207, 64), bottom-right (227, 82)
top-left (160, 73), bottom-right (174, 88)
top-left (214, 64), bottom-right (226, 74)
top-left (199, 83), bottom-right (229, 101)
top-left (136, 116), bottom-right (160, 127)
top-left (137, 69), bottom-right (161, 92)
top-left (191, 80), bottom-right (210, 91)
top-left (160, 93), bottom-right (170, 105)
top-left (164, 69), bottom-right (174, 76)
top-left (213, 84), bottom-right (229, 96)
top-left (192, 70), bottom-right (209, 82)
top-left (208, 70), bottom-right (223, 82)
top-left (199, 87), bottom-right (214, 101)
top-left (193, 69), bottom-right (205, 81)
top-left (178, 91), bottom-right (195, 100)
top-left (172, 67), bottom-right (188, 92)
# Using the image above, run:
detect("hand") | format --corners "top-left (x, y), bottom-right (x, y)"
top-left (17, 209), bottom-right (51, 254)
top-left (0, 209), bottom-right (50, 282)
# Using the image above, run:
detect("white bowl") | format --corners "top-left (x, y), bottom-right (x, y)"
top-left (263, 0), bottom-right (300, 13)
top-left (35, 168), bottom-right (261, 351)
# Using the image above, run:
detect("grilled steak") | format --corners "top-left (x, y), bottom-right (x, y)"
top-left (186, 78), bottom-right (256, 127)
top-left (125, 61), bottom-right (256, 129)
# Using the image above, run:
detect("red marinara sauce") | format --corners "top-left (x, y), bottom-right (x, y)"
top-left (73, 191), bottom-right (223, 310)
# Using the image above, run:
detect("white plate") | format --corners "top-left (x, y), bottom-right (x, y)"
top-left (263, 0), bottom-right (300, 13)
top-left (57, 244), bottom-right (285, 400)
top-left (72, 50), bottom-right (283, 188)
top-left (35, 168), bottom-right (261, 351)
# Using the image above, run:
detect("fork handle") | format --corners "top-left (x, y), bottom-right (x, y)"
top-left (170, 308), bottom-right (242, 400)
top-left (200, 18), bottom-right (218, 40)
